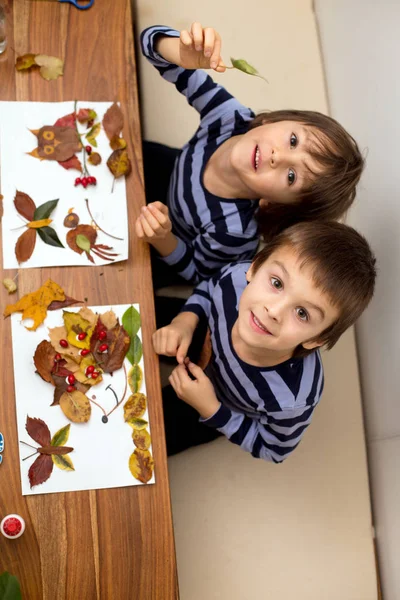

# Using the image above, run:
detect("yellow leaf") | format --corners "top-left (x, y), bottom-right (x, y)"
top-left (4, 279), bottom-right (65, 331)
top-left (126, 417), bottom-right (148, 430)
top-left (132, 428), bottom-right (151, 451)
top-left (27, 218), bottom-right (52, 229)
top-left (110, 135), bottom-right (127, 151)
top-left (2, 278), bottom-right (17, 294)
top-left (107, 148), bottom-right (132, 179)
top-left (59, 390), bottom-right (91, 423)
top-left (52, 453), bottom-right (75, 471)
top-left (51, 424), bottom-right (70, 446)
top-left (124, 393), bottom-right (147, 421)
top-left (127, 364), bottom-right (143, 394)
top-left (63, 310), bottom-right (96, 349)
top-left (48, 325), bottom-right (81, 360)
top-left (15, 53), bottom-right (37, 71)
top-left (34, 54), bottom-right (64, 81)
top-left (68, 207), bottom-right (75, 214)
top-left (129, 449), bottom-right (154, 484)
top-left (86, 123), bottom-right (101, 147)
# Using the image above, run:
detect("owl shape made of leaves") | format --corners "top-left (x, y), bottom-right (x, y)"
top-left (28, 126), bottom-right (82, 162)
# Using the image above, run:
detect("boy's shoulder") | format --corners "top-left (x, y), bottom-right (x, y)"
top-left (212, 261), bottom-right (251, 285)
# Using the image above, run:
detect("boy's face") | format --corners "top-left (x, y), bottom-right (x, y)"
top-left (230, 120), bottom-right (322, 205)
top-left (236, 245), bottom-right (339, 363)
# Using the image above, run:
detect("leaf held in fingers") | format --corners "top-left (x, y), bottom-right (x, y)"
top-left (102, 102), bottom-right (124, 140)
top-left (128, 364), bottom-right (143, 393)
top-left (14, 191), bottom-right (36, 221)
top-left (52, 453), bottom-right (75, 471)
top-left (88, 152), bottom-right (102, 166)
top-left (107, 149), bottom-right (131, 179)
top-left (34, 54), bottom-right (64, 81)
top-left (230, 57), bottom-right (268, 83)
top-left (51, 424), bottom-right (71, 447)
top-left (129, 449), bottom-right (154, 483)
top-left (59, 390), bottom-right (91, 423)
top-left (15, 227), bottom-right (36, 263)
top-left (34, 340), bottom-right (56, 384)
top-left (2, 278), bottom-right (17, 294)
top-left (37, 226), bottom-right (64, 248)
top-left (16, 53), bottom-right (37, 71)
top-left (124, 393), bottom-right (147, 421)
top-left (28, 454), bottom-right (53, 488)
top-left (132, 428), bottom-right (151, 451)
top-left (3, 279), bottom-right (65, 330)
top-left (85, 123), bottom-right (101, 147)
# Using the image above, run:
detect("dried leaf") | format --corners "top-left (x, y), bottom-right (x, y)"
top-left (48, 325), bottom-right (81, 360)
top-left (16, 53), bottom-right (37, 71)
top-left (2, 278), bottom-right (17, 294)
top-left (124, 393), bottom-right (147, 421)
top-left (126, 417), bottom-right (148, 430)
top-left (30, 126), bottom-right (81, 162)
top-left (63, 212), bottom-right (80, 228)
top-left (107, 148), bottom-right (131, 179)
top-left (91, 321), bottom-right (130, 373)
top-left (37, 226), bottom-right (64, 248)
top-left (52, 453), bottom-right (75, 471)
top-left (85, 123), bottom-right (101, 147)
top-left (100, 310), bottom-right (118, 330)
top-left (110, 135), bottom-right (127, 151)
top-left (128, 364), bottom-right (143, 393)
top-left (77, 108), bottom-right (97, 125)
top-left (14, 191), bottom-right (36, 221)
top-left (54, 113), bottom-right (76, 128)
top-left (132, 428), bottom-right (151, 451)
top-left (102, 102), bottom-right (124, 140)
top-left (34, 340), bottom-right (56, 384)
top-left (76, 234), bottom-right (91, 253)
top-left (63, 310), bottom-right (96, 349)
top-left (4, 279), bottom-right (65, 331)
top-left (59, 390), bottom-right (91, 423)
top-left (33, 198), bottom-right (59, 221)
top-left (58, 155), bottom-right (82, 171)
top-left (35, 54), bottom-right (64, 81)
top-left (122, 306), bottom-right (142, 365)
top-left (51, 424), bottom-right (71, 446)
top-left (15, 228), bottom-right (36, 263)
top-left (230, 57), bottom-right (268, 83)
top-left (48, 295), bottom-right (83, 311)
top-left (27, 218), bottom-right (52, 229)
top-left (38, 445), bottom-right (74, 456)
top-left (66, 225), bottom-right (97, 255)
top-left (28, 454), bottom-right (53, 488)
top-left (129, 449), bottom-right (154, 484)
top-left (88, 152), bottom-right (102, 166)
top-left (26, 416), bottom-right (51, 446)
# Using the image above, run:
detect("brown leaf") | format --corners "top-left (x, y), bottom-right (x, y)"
top-left (66, 225), bottom-right (97, 255)
top-left (4, 279), bottom-right (65, 331)
top-left (38, 445), bottom-right (73, 456)
top-left (132, 429), bottom-right (151, 451)
top-left (26, 416), bottom-right (51, 446)
top-left (59, 390), bottom-right (91, 423)
top-left (48, 326), bottom-right (81, 361)
top-left (129, 449), bottom-right (154, 484)
top-left (198, 328), bottom-right (213, 370)
top-left (28, 454), bottom-right (53, 488)
top-left (102, 102), bottom-right (124, 141)
top-left (110, 135), bottom-right (127, 151)
top-left (91, 321), bottom-right (130, 373)
top-left (107, 149), bottom-right (132, 179)
top-left (14, 191), bottom-right (36, 221)
top-left (48, 296), bottom-right (83, 311)
top-left (58, 155), bottom-right (82, 171)
top-left (16, 54), bottom-right (38, 71)
top-left (124, 393), bottom-right (147, 421)
top-left (63, 213), bottom-right (80, 228)
top-left (88, 152), bottom-right (101, 166)
top-left (15, 228), bottom-right (37, 264)
top-left (77, 108), bottom-right (97, 125)
top-left (31, 126), bottom-right (81, 162)
top-left (34, 340), bottom-right (56, 384)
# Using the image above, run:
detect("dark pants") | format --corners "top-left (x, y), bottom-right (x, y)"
top-left (155, 296), bottom-right (222, 456)
top-left (142, 140), bottom-right (187, 290)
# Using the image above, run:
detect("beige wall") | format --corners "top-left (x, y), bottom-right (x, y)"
top-left (134, 1), bottom-right (377, 597)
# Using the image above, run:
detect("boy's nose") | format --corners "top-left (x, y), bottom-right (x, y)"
top-left (270, 148), bottom-right (289, 169)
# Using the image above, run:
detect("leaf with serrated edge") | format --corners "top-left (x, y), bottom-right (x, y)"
top-left (28, 454), bottom-right (53, 488)
top-left (26, 416), bottom-right (51, 446)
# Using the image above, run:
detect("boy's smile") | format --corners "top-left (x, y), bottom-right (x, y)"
top-left (232, 246), bottom-right (340, 367)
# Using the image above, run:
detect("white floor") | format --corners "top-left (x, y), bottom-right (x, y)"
top-left (134, 1), bottom-right (378, 597)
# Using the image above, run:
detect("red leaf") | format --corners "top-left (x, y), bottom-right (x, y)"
top-left (15, 228), bottom-right (37, 264)
top-left (48, 295), bottom-right (83, 311)
top-left (14, 191), bottom-right (36, 221)
top-left (54, 113), bottom-right (76, 128)
top-left (26, 416), bottom-right (51, 446)
top-left (28, 454), bottom-right (53, 488)
top-left (38, 445), bottom-right (74, 456)
top-left (58, 155), bottom-right (82, 171)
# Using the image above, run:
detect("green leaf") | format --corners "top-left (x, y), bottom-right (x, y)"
top-left (33, 199), bottom-right (59, 220)
top-left (52, 453), bottom-right (75, 471)
top-left (37, 227), bottom-right (64, 248)
top-left (122, 305), bottom-right (141, 338)
top-left (51, 424), bottom-right (70, 446)
top-left (0, 572), bottom-right (22, 600)
top-left (76, 234), bottom-right (91, 252)
top-left (85, 123), bottom-right (101, 147)
top-left (230, 57), bottom-right (268, 83)
top-left (132, 335), bottom-right (142, 365)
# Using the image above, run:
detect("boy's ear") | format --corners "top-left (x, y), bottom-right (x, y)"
top-left (246, 264), bottom-right (254, 282)
top-left (302, 339), bottom-right (324, 351)
top-left (259, 198), bottom-right (269, 208)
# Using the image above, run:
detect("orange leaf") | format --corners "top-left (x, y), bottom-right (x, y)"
top-left (107, 149), bottom-right (131, 179)
top-left (102, 102), bottom-right (124, 141)
top-left (58, 155), bottom-right (82, 171)
top-left (88, 152), bottom-right (101, 166)
top-left (15, 228), bottom-right (36, 263)
top-left (14, 191), bottom-right (36, 221)
top-left (110, 136), bottom-right (127, 151)
top-left (4, 279), bottom-right (66, 331)
top-left (15, 54), bottom-right (37, 71)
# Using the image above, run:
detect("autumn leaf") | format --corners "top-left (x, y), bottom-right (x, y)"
top-left (91, 319), bottom-right (130, 373)
top-left (128, 364), bottom-right (143, 393)
top-left (230, 57), bottom-right (268, 83)
top-left (14, 191), bottom-right (36, 221)
top-left (122, 306), bottom-right (142, 365)
top-left (59, 390), bottom-right (91, 423)
top-left (77, 108), bottom-right (97, 126)
top-left (48, 325), bottom-right (82, 361)
top-left (52, 453), bottom-right (75, 471)
top-left (107, 148), bottom-right (132, 179)
top-left (88, 152), bottom-right (102, 166)
top-left (51, 424), bottom-right (70, 446)
top-left (58, 155), bottom-right (82, 171)
top-left (129, 449), bottom-right (154, 484)
top-left (28, 454), bottom-right (53, 488)
top-left (4, 279), bottom-right (66, 330)
top-left (34, 340), bottom-right (56, 384)
top-left (15, 228), bottom-right (36, 263)
top-left (126, 417), bottom-right (148, 430)
top-left (110, 135), bottom-right (127, 151)
top-left (63, 212), bottom-right (80, 228)
top-left (102, 102), bottom-right (124, 140)
top-left (48, 295), bottom-right (83, 311)
top-left (27, 218), bottom-right (52, 229)
top-left (132, 428), bottom-right (151, 451)
top-left (124, 393), bottom-right (147, 421)
top-left (16, 53), bottom-right (37, 71)
top-left (29, 126), bottom-right (81, 162)
top-left (85, 123), bottom-right (101, 147)
top-left (35, 54), bottom-right (64, 81)
top-left (63, 310), bottom-right (97, 349)
top-left (66, 225), bottom-right (97, 255)
top-left (2, 278), bottom-right (18, 294)
top-left (26, 416), bottom-right (51, 446)
top-left (54, 113), bottom-right (76, 128)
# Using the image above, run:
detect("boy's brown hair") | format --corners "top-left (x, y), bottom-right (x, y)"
top-left (249, 110), bottom-right (364, 241)
top-left (251, 221), bottom-right (376, 358)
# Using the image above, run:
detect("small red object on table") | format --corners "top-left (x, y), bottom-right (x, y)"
top-left (1, 514), bottom-right (26, 539)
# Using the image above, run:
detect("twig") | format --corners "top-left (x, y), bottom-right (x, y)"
top-left (84, 198), bottom-right (123, 240)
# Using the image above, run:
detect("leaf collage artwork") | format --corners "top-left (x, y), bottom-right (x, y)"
top-left (0, 101), bottom-right (129, 269)
top-left (11, 303), bottom-right (154, 495)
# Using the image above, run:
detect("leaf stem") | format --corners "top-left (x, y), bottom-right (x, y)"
top-left (74, 99), bottom-right (90, 177)
top-left (85, 198), bottom-right (123, 241)
top-left (22, 450), bottom-right (39, 461)
top-left (106, 364), bottom-right (128, 418)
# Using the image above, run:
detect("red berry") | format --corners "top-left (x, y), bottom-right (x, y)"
top-left (77, 332), bottom-right (87, 341)
top-left (85, 145), bottom-right (92, 155)
top-left (91, 176), bottom-right (97, 186)
top-left (54, 353), bottom-right (62, 362)
top-left (67, 374), bottom-right (76, 385)
top-left (82, 177), bottom-right (88, 188)
top-left (98, 330), bottom-right (107, 341)
top-left (86, 365), bottom-right (95, 375)
top-left (91, 371), bottom-right (99, 379)
top-left (80, 348), bottom-right (90, 356)
top-left (60, 339), bottom-right (68, 348)
top-left (99, 343), bottom-right (108, 353)
top-left (67, 385), bottom-right (75, 393)
top-left (74, 177), bottom-right (82, 186)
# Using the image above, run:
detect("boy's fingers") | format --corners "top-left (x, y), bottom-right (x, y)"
top-left (203, 27), bottom-right (215, 58)
top-left (191, 22), bottom-right (204, 51)
top-left (180, 29), bottom-right (193, 47)
top-left (141, 206), bottom-right (162, 231)
top-left (210, 35), bottom-right (221, 69)
top-left (215, 59), bottom-right (226, 73)
top-left (147, 204), bottom-right (169, 228)
top-left (187, 361), bottom-right (203, 378)
top-left (177, 339), bottom-right (190, 364)
top-left (151, 201), bottom-right (168, 214)
top-left (135, 218), bottom-right (144, 238)
top-left (140, 214), bottom-right (155, 238)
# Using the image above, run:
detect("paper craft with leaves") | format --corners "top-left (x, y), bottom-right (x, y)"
top-left (20, 418), bottom-right (74, 488)
top-left (13, 191), bottom-right (64, 263)
top-left (28, 112), bottom-right (82, 172)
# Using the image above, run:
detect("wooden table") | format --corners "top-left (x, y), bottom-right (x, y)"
top-left (0, 1), bottom-right (179, 598)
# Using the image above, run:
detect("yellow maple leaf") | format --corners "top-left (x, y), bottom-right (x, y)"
top-left (4, 279), bottom-right (65, 331)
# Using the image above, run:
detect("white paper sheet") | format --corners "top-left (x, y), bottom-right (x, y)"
top-left (11, 304), bottom-right (155, 495)
top-left (0, 101), bottom-right (129, 269)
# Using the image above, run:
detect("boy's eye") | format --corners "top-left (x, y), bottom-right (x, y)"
top-left (288, 168), bottom-right (296, 186)
top-left (296, 307), bottom-right (309, 322)
top-left (290, 133), bottom-right (298, 148)
top-left (271, 277), bottom-right (282, 290)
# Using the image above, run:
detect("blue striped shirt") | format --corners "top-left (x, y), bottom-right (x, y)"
top-left (183, 263), bottom-right (325, 462)
top-left (141, 26), bottom-right (260, 284)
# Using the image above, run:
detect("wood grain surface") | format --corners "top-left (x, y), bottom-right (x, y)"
top-left (0, 1), bottom-right (179, 598)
